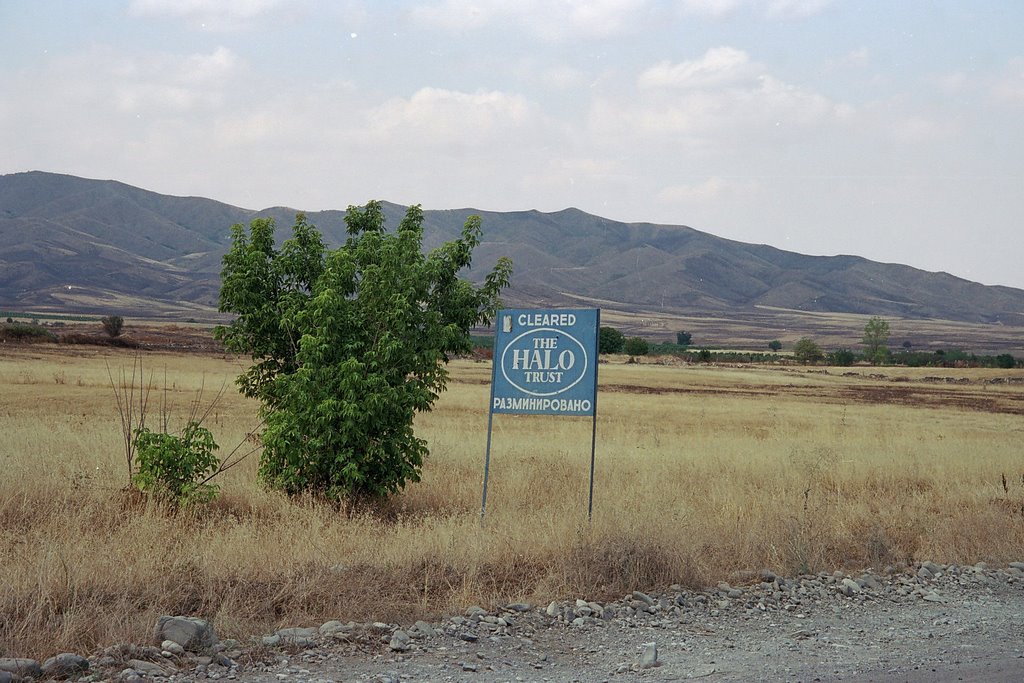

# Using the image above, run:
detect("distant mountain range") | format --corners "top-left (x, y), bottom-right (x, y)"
top-left (2, 171), bottom-right (1023, 351)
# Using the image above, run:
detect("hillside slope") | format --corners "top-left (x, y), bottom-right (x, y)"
top-left (2, 172), bottom-right (1022, 330)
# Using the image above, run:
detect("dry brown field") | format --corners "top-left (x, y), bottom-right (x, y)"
top-left (2, 343), bottom-right (1023, 660)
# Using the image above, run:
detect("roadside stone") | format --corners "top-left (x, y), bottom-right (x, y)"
top-left (275, 627), bottom-right (318, 647)
top-left (465, 606), bottom-right (488, 619)
top-left (918, 566), bottom-right (935, 580)
top-left (412, 620), bottom-right (437, 638)
top-left (506, 602), bottom-right (532, 612)
top-left (1009, 562), bottom-right (1024, 571)
top-left (161, 640), bottom-right (185, 656)
top-left (318, 621), bottom-right (349, 636)
top-left (388, 630), bottom-right (411, 652)
top-left (639, 642), bottom-right (659, 668)
top-left (545, 601), bottom-right (560, 617)
top-left (632, 591), bottom-right (655, 606)
top-left (0, 671), bottom-right (12, 683)
top-left (923, 591), bottom-right (948, 603)
top-left (126, 659), bottom-right (170, 677)
top-left (841, 578), bottom-right (861, 596)
top-left (41, 653), bottom-right (89, 679)
top-left (0, 659), bottom-right (42, 678)
top-left (154, 616), bottom-right (219, 652)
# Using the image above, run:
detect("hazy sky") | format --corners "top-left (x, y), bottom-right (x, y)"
top-left (2, 1), bottom-right (1022, 289)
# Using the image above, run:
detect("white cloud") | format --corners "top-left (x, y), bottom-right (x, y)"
top-left (676, 0), bottom-right (832, 18)
top-left (367, 87), bottom-right (538, 145)
top-left (676, 0), bottom-right (743, 17)
top-left (765, 0), bottom-right (832, 18)
top-left (639, 47), bottom-right (758, 89)
top-left (409, 0), bottom-right (648, 39)
top-left (617, 48), bottom-right (847, 148)
top-left (657, 176), bottom-right (753, 203)
top-left (540, 65), bottom-right (589, 89)
top-left (828, 46), bottom-right (869, 70)
top-left (991, 57), bottom-right (1024, 106)
top-left (128, 0), bottom-right (294, 30)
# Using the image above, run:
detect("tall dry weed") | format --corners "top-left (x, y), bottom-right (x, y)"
top-left (2, 347), bottom-right (1023, 659)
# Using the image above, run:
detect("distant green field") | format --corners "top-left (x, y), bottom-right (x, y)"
top-left (0, 310), bottom-right (98, 322)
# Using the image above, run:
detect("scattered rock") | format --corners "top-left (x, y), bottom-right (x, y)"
top-left (126, 659), bottom-right (171, 677)
top-left (841, 578), bottom-right (862, 596)
top-left (275, 627), bottom-right (318, 647)
top-left (153, 616), bottom-right (219, 652)
top-left (41, 653), bottom-right (89, 679)
top-left (318, 621), bottom-right (350, 637)
top-left (0, 659), bottom-right (42, 679)
top-left (388, 630), bottom-right (411, 652)
top-left (631, 591), bottom-right (655, 606)
top-left (465, 606), bottom-right (488, 619)
top-left (639, 641), bottom-right (659, 668)
top-left (412, 620), bottom-right (437, 638)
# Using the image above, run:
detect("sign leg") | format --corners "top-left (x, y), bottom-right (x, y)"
top-left (480, 408), bottom-right (496, 523)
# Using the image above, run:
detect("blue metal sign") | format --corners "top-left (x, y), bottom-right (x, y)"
top-left (489, 308), bottom-right (599, 416)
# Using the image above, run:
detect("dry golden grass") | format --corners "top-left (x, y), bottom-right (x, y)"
top-left (2, 345), bottom-right (1023, 659)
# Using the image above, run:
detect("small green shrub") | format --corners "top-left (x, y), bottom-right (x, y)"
top-left (599, 326), bottom-right (625, 354)
top-left (101, 315), bottom-right (124, 338)
top-left (1, 323), bottom-right (58, 342)
top-left (132, 421), bottom-right (220, 505)
top-left (829, 348), bottom-right (856, 366)
top-left (624, 336), bottom-right (649, 356)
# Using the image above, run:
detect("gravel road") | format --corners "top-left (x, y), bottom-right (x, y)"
top-left (14, 562), bottom-right (1023, 683)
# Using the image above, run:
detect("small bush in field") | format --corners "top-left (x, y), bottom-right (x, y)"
top-left (132, 422), bottom-right (220, 505)
top-left (624, 336), bottom-right (649, 356)
top-left (1, 323), bottom-right (57, 342)
top-left (101, 315), bottom-right (124, 338)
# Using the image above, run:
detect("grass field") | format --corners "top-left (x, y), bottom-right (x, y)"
top-left (2, 344), bottom-right (1023, 659)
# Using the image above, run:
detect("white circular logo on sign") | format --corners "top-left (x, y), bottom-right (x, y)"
top-left (500, 327), bottom-right (589, 397)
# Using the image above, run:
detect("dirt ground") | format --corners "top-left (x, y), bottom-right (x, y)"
top-left (145, 564), bottom-right (1024, 683)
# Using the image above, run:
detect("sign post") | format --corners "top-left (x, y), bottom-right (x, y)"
top-left (481, 308), bottom-right (600, 521)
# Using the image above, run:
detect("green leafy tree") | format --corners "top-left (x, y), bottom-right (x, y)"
top-left (676, 331), bottom-right (692, 347)
top-left (624, 336), bottom-right (649, 356)
top-left (768, 339), bottom-right (782, 353)
top-left (793, 337), bottom-right (824, 364)
top-left (996, 353), bottom-right (1016, 369)
top-left (862, 316), bottom-right (890, 364)
top-left (215, 202), bottom-right (512, 502)
top-left (829, 348), bottom-right (856, 366)
top-left (599, 326), bottom-right (625, 354)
